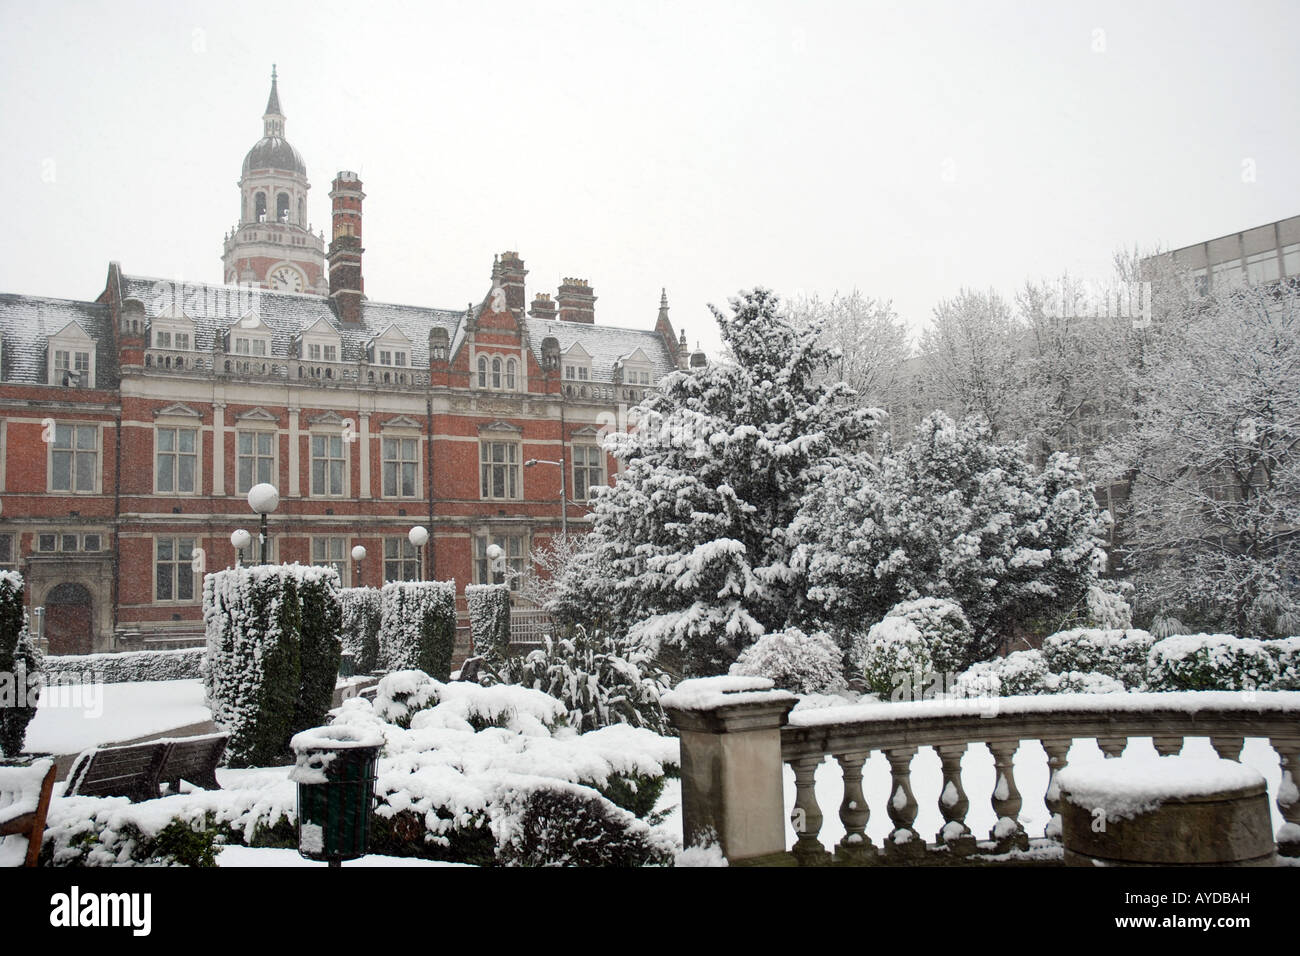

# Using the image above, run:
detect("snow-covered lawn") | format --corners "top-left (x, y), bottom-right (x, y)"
top-left (24, 679), bottom-right (210, 754)
top-left (779, 735), bottom-right (1285, 851)
top-left (215, 846), bottom-right (471, 867)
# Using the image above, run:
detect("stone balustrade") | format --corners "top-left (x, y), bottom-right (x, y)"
top-left (142, 351), bottom-right (432, 389)
top-left (664, 681), bottom-right (1300, 866)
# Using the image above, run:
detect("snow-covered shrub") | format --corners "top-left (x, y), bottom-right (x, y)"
top-left (882, 599), bottom-right (978, 675)
top-left (339, 587), bottom-right (382, 673)
top-left (1262, 637), bottom-right (1300, 691)
top-left (953, 650), bottom-right (1052, 698)
top-left (44, 647), bottom-right (203, 684)
top-left (40, 804), bottom-right (222, 867)
top-left (1040, 628), bottom-right (1155, 690)
top-left (1147, 634), bottom-right (1280, 692)
top-left (373, 670), bottom-right (442, 729)
top-left (851, 617), bottom-right (932, 699)
top-left (494, 783), bottom-right (674, 867)
top-left (1150, 615), bottom-right (1189, 639)
top-left (202, 566), bottom-right (302, 767)
top-left (411, 680), bottom-right (568, 736)
top-left (729, 627), bottom-right (844, 695)
top-left (466, 584), bottom-right (511, 666)
top-left (1084, 583), bottom-right (1133, 629)
top-left (378, 580), bottom-right (457, 680)
top-left (482, 627), bottom-right (671, 735)
top-left (293, 565), bottom-right (343, 737)
top-left (1, 570), bottom-right (42, 757)
top-left (1045, 671), bottom-right (1126, 695)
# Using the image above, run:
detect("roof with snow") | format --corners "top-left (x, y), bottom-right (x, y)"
top-left (0, 293), bottom-right (118, 387)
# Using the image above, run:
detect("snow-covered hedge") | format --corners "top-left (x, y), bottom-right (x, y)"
top-left (953, 650), bottom-right (1051, 698)
top-left (1040, 628), bottom-right (1155, 690)
top-left (203, 564), bottom-right (341, 767)
top-left (882, 599), bottom-right (981, 675)
top-left (293, 566), bottom-right (343, 737)
top-left (852, 617), bottom-right (932, 699)
top-left (1263, 637), bottom-right (1300, 691)
top-left (44, 647), bottom-right (205, 684)
top-left (495, 783), bottom-right (674, 867)
top-left (730, 628), bottom-right (844, 695)
top-left (0, 570), bottom-right (41, 758)
top-left (1146, 634), bottom-right (1279, 692)
top-left (378, 581), bottom-right (457, 680)
top-left (373, 670), bottom-right (442, 729)
top-left (483, 627), bottom-right (671, 735)
top-left (466, 584), bottom-right (511, 665)
top-left (339, 587), bottom-right (383, 674)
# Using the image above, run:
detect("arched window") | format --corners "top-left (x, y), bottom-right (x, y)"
top-left (492, 358), bottom-right (502, 389)
top-left (505, 358), bottom-right (517, 390)
top-left (477, 356), bottom-right (488, 388)
top-left (254, 192), bottom-right (267, 222)
top-left (277, 193), bottom-right (290, 223)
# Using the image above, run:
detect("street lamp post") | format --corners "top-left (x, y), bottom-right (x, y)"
top-left (351, 544), bottom-right (367, 587)
top-left (524, 457), bottom-right (568, 538)
top-left (408, 526), bottom-right (429, 582)
top-left (247, 483), bottom-right (280, 564)
top-left (230, 529), bottom-right (252, 568)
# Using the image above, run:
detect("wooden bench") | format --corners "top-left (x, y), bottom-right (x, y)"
top-left (157, 733), bottom-right (227, 794)
top-left (0, 759), bottom-right (57, 867)
top-left (65, 733), bottom-right (228, 802)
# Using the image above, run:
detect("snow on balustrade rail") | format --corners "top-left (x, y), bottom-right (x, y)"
top-left (142, 351), bottom-right (432, 389)
top-left (779, 690), bottom-right (1300, 864)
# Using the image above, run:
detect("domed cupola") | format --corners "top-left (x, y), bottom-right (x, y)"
top-left (241, 66), bottom-right (307, 176)
top-left (222, 66), bottom-right (327, 293)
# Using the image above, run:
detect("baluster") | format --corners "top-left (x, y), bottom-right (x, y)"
top-left (790, 756), bottom-right (830, 865)
top-left (1211, 735), bottom-right (1244, 761)
top-left (834, 751), bottom-right (874, 864)
top-left (935, 744), bottom-right (975, 855)
top-left (987, 740), bottom-right (1029, 852)
top-left (1097, 735), bottom-right (1128, 758)
top-left (1271, 738), bottom-right (1300, 858)
top-left (1152, 735), bottom-right (1184, 756)
top-left (1041, 737), bottom-right (1072, 840)
top-left (884, 746), bottom-right (926, 859)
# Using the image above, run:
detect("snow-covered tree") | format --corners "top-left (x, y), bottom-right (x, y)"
top-left (793, 412), bottom-right (1110, 654)
top-left (785, 290), bottom-right (911, 411)
top-left (1094, 282), bottom-right (1300, 635)
top-left (553, 287), bottom-right (883, 675)
top-left (918, 288), bottom-right (1026, 438)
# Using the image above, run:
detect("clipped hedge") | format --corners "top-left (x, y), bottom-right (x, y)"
top-left (1264, 637), bottom-right (1300, 691)
top-left (0, 570), bottom-right (42, 758)
top-left (1040, 628), bottom-right (1155, 690)
top-left (1146, 634), bottom-right (1279, 692)
top-left (44, 647), bottom-right (205, 684)
top-left (465, 584), bottom-right (512, 665)
top-left (339, 587), bottom-right (383, 673)
top-left (203, 566), bottom-right (303, 767)
top-left (292, 566), bottom-right (343, 738)
top-left (378, 581), bottom-right (457, 680)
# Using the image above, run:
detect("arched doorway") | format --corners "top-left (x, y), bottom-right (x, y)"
top-left (45, 582), bottom-right (94, 656)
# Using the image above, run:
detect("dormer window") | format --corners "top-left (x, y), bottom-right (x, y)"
top-left (48, 321), bottom-right (97, 388)
top-left (235, 337), bottom-right (267, 356)
top-left (564, 364), bottom-right (589, 381)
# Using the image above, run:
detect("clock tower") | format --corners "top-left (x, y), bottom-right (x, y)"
top-left (221, 67), bottom-right (327, 294)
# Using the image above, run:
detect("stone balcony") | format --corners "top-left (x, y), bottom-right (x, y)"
top-left (663, 679), bottom-right (1300, 866)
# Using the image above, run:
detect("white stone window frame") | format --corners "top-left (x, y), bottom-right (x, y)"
top-left (310, 535), bottom-right (351, 585)
top-left (48, 322), bottom-right (97, 389)
top-left (154, 535), bottom-right (200, 605)
top-left (234, 411), bottom-right (280, 495)
top-left (47, 421), bottom-right (102, 495)
top-left (473, 531), bottom-right (528, 590)
top-left (368, 326), bottom-right (415, 370)
top-left (308, 416), bottom-right (351, 499)
top-left (571, 441), bottom-right (606, 501)
top-left (475, 351), bottom-right (522, 391)
top-left (153, 406), bottom-right (204, 497)
top-left (379, 418), bottom-right (423, 500)
top-left (149, 310), bottom-right (196, 352)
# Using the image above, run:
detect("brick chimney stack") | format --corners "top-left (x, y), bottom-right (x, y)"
top-left (328, 171), bottom-right (365, 325)
top-left (557, 278), bottom-right (596, 324)
top-left (498, 251), bottom-right (528, 312)
top-left (529, 292), bottom-right (558, 321)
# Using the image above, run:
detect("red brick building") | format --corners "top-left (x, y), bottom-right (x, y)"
top-left (0, 70), bottom-right (704, 654)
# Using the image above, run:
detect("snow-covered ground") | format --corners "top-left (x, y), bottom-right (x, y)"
top-left (215, 846), bottom-right (471, 867)
top-left (24, 679), bottom-right (210, 754)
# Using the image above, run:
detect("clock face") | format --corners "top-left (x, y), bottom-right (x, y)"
top-left (269, 266), bottom-right (303, 292)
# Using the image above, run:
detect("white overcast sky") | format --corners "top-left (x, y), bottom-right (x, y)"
top-left (1, 0), bottom-right (1298, 357)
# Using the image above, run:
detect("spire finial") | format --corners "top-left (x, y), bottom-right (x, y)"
top-left (264, 65), bottom-right (284, 122)
top-left (660, 287), bottom-right (668, 309)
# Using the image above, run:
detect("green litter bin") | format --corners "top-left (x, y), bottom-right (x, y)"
top-left (290, 724), bottom-right (383, 866)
